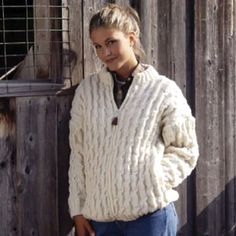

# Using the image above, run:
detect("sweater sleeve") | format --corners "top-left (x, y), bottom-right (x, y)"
top-left (68, 85), bottom-right (86, 218)
top-left (160, 81), bottom-right (199, 190)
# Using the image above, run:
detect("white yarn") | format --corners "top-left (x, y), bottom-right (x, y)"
top-left (68, 65), bottom-right (199, 221)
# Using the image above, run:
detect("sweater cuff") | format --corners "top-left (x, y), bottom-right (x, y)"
top-left (68, 198), bottom-right (84, 218)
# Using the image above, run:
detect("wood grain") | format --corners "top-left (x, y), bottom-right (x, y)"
top-left (16, 96), bottom-right (58, 235)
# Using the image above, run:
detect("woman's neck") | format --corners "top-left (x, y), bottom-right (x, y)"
top-left (115, 58), bottom-right (139, 79)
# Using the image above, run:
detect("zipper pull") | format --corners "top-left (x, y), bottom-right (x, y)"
top-left (112, 117), bottom-right (118, 126)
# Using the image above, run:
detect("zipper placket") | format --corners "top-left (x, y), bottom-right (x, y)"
top-left (107, 117), bottom-right (119, 217)
top-left (105, 72), bottom-right (140, 217)
top-left (106, 77), bottom-right (119, 217)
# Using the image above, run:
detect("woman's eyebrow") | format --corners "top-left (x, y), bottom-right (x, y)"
top-left (92, 37), bottom-right (116, 46)
top-left (105, 37), bottom-right (115, 43)
top-left (92, 41), bottom-right (101, 46)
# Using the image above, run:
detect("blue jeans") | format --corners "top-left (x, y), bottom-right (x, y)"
top-left (90, 203), bottom-right (178, 236)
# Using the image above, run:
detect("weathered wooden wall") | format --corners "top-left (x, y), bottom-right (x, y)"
top-left (0, 94), bottom-right (74, 236)
top-left (195, 0), bottom-right (236, 235)
top-left (0, 0), bottom-right (235, 235)
top-left (69, 0), bottom-right (236, 235)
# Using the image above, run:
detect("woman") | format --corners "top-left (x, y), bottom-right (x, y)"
top-left (68, 3), bottom-right (199, 236)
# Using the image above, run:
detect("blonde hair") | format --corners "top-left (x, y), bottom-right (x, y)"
top-left (89, 3), bottom-right (145, 61)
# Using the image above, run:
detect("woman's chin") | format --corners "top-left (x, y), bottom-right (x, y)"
top-left (107, 64), bottom-right (119, 72)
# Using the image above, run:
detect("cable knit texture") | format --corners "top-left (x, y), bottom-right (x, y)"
top-left (68, 65), bottom-right (199, 221)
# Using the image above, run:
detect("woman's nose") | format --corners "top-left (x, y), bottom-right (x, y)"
top-left (103, 47), bottom-right (112, 56)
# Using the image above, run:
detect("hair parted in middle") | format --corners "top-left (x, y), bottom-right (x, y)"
top-left (89, 3), bottom-right (145, 61)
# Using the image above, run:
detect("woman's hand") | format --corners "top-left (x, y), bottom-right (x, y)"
top-left (74, 215), bottom-right (95, 236)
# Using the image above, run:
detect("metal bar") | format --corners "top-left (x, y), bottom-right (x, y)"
top-left (1, 5), bottom-right (67, 8)
top-left (47, 0), bottom-right (49, 43)
top-left (0, 29), bottom-right (69, 32)
top-left (0, 51), bottom-right (72, 57)
top-left (33, 3), bottom-right (37, 80)
top-left (1, 17), bottom-right (69, 20)
top-left (0, 65), bottom-right (59, 70)
top-left (0, 54), bottom-right (26, 58)
top-left (0, 63), bottom-right (72, 68)
top-left (0, 62), bottom-right (22, 80)
top-left (0, 54), bottom-right (48, 58)
top-left (0, 41), bottom-right (68, 45)
top-left (25, 0), bottom-right (30, 52)
top-left (1, 0), bottom-right (7, 76)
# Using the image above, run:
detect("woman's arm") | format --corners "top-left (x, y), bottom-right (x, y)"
top-left (68, 87), bottom-right (86, 218)
top-left (68, 87), bottom-right (95, 235)
top-left (160, 81), bottom-right (199, 190)
top-left (73, 215), bottom-right (95, 236)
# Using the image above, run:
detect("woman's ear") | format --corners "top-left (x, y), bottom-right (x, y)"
top-left (128, 32), bottom-right (136, 47)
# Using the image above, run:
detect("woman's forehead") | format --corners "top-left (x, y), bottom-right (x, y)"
top-left (90, 27), bottom-right (125, 42)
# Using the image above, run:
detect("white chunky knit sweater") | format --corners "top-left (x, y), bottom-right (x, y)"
top-left (68, 65), bottom-right (199, 221)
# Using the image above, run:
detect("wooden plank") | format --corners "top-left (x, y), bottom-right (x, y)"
top-left (164, 2), bottom-right (188, 235)
top-left (56, 94), bottom-right (74, 235)
top-left (0, 101), bottom-right (17, 235)
top-left (195, 1), bottom-right (226, 235)
top-left (168, 0), bottom-right (187, 91)
top-left (16, 96), bottom-right (58, 235)
top-left (223, 0), bottom-right (236, 235)
top-left (139, 0), bottom-right (160, 69)
top-left (0, 82), bottom-right (63, 97)
top-left (139, 0), bottom-right (188, 90)
top-left (70, 0), bottom-right (84, 84)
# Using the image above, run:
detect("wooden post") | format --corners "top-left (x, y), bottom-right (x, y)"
top-left (33, 0), bottom-right (51, 79)
top-left (0, 98), bottom-right (17, 235)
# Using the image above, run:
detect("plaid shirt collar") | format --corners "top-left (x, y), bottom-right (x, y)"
top-left (108, 61), bottom-right (145, 81)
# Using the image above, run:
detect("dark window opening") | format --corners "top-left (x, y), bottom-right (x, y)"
top-left (0, 0), bottom-right (71, 86)
top-left (0, 0), bottom-right (34, 79)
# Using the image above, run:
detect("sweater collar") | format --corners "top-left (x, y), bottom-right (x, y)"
top-left (97, 64), bottom-right (157, 85)
top-left (109, 62), bottom-right (146, 83)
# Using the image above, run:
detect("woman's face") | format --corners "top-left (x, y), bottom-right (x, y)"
top-left (90, 27), bottom-right (137, 77)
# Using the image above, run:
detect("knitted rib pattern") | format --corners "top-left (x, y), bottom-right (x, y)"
top-left (68, 65), bottom-right (199, 221)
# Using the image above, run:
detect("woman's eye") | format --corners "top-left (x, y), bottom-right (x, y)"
top-left (94, 45), bottom-right (101, 49)
top-left (107, 40), bottom-right (116, 46)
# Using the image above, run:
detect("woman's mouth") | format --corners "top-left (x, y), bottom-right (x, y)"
top-left (106, 57), bottom-right (117, 64)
